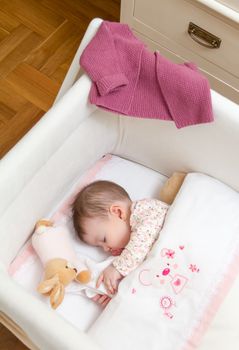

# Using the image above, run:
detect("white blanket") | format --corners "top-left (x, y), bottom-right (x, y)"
top-left (88, 173), bottom-right (239, 350)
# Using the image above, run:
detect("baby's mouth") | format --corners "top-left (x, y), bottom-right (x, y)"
top-left (110, 248), bottom-right (123, 256)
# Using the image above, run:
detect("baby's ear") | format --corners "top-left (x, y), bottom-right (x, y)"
top-left (109, 204), bottom-right (124, 219)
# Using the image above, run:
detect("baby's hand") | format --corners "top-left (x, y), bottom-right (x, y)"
top-left (91, 294), bottom-right (111, 308)
top-left (96, 264), bottom-right (123, 294)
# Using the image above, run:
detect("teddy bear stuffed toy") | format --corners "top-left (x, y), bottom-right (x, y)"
top-left (32, 219), bottom-right (92, 309)
top-left (159, 172), bottom-right (187, 204)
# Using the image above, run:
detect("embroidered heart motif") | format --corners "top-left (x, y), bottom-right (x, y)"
top-left (171, 274), bottom-right (188, 294)
top-left (174, 279), bottom-right (181, 286)
top-left (179, 245), bottom-right (184, 250)
top-left (132, 288), bottom-right (136, 294)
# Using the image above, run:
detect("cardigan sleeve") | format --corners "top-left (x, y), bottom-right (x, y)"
top-left (80, 21), bottom-right (129, 96)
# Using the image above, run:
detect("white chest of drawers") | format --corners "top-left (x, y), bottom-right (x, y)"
top-left (120, 0), bottom-right (239, 103)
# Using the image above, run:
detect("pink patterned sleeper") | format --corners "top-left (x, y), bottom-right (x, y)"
top-left (113, 199), bottom-right (169, 276)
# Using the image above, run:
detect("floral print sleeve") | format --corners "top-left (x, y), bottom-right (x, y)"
top-left (113, 199), bottom-right (169, 276)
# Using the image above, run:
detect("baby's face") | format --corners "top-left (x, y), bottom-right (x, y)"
top-left (82, 202), bottom-right (131, 253)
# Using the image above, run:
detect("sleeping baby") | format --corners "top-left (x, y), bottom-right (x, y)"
top-left (72, 180), bottom-right (169, 307)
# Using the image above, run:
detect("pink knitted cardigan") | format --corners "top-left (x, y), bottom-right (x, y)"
top-left (80, 21), bottom-right (213, 128)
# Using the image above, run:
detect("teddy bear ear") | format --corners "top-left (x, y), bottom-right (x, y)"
top-left (50, 283), bottom-right (65, 309)
top-left (37, 274), bottom-right (59, 294)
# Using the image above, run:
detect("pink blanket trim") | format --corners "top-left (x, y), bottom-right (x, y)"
top-left (183, 246), bottom-right (239, 349)
top-left (8, 154), bottom-right (112, 276)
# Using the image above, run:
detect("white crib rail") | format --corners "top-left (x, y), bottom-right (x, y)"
top-left (54, 18), bottom-right (103, 104)
top-left (0, 74), bottom-right (118, 267)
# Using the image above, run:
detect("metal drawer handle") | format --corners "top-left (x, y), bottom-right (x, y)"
top-left (188, 22), bottom-right (221, 49)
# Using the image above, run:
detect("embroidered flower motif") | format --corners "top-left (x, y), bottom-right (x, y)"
top-left (165, 249), bottom-right (175, 259)
top-left (189, 264), bottom-right (200, 272)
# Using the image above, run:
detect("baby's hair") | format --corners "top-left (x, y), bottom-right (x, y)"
top-left (72, 180), bottom-right (131, 241)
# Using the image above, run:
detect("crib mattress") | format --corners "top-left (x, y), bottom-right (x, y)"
top-left (9, 154), bottom-right (167, 331)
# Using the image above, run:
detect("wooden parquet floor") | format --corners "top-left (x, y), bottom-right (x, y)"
top-left (0, 1), bottom-right (120, 348)
top-left (0, 0), bottom-right (120, 159)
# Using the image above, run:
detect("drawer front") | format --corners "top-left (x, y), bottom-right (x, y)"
top-left (134, 30), bottom-right (239, 103)
top-left (134, 0), bottom-right (239, 79)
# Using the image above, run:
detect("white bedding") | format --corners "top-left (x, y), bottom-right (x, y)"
top-left (88, 173), bottom-right (239, 350)
top-left (10, 156), bottom-right (239, 349)
top-left (9, 154), bottom-right (167, 331)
